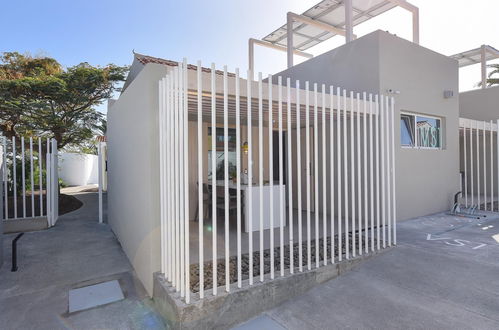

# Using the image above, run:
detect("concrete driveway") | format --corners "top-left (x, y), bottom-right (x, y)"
top-left (237, 211), bottom-right (499, 329)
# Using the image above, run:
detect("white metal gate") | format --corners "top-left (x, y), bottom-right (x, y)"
top-left (459, 118), bottom-right (499, 212)
top-left (2, 137), bottom-right (59, 226)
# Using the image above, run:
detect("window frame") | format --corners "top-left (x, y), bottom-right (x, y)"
top-left (400, 111), bottom-right (443, 150)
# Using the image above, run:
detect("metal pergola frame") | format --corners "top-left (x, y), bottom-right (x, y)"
top-left (450, 45), bottom-right (499, 89)
top-left (248, 0), bottom-right (419, 72)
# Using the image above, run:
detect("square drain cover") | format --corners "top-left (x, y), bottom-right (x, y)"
top-left (69, 280), bottom-right (124, 313)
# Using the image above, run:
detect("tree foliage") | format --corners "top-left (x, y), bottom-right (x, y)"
top-left (0, 52), bottom-right (128, 149)
top-left (485, 64), bottom-right (499, 87)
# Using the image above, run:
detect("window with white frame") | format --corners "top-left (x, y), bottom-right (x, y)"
top-left (400, 113), bottom-right (442, 149)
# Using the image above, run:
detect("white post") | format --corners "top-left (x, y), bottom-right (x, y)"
top-left (476, 122), bottom-right (480, 209)
top-left (258, 72), bottom-right (264, 282)
top-left (305, 81), bottom-right (311, 270)
top-left (247, 69), bottom-right (254, 285)
top-left (464, 121), bottom-right (468, 207)
top-left (278, 76), bottom-right (284, 276)
top-left (390, 97), bottom-right (397, 245)
top-left (98, 141), bottom-right (103, 224)
top-left (21, 136), bottom-right (26, 218)
top-left (344, 0), bottom-right (354, 43)
top-left (329, 86), bottom-right (335, 264)
top-left (287, 78), bottom-right (294, 274)
top-left (337, 87), bottom-right (342, 262)
top-left (350, 92), bottom-right (355, 258)
top-left (497, 119), bottom-right (499, 212)
top-left (380, 96), bottom-right (386, 248)
top-left (287, 12), bottom-right (294, 68)
top-left (223, 65), bottom-right (229, 293)
top-left (236, 68), bottom-right (241, 288)
top-left (13, 137), bottom-right (17, 219)
top-left (183, 59), bottom-right (190, 303)
top-left (375, 95), bottom-right (380, 250)
top-left (313, 83), bottom-right (319, 268)
top-left (483, 121), bottom-right (487, 210)
top-left (30, 137), bottom-right (34, 217)
top-left (363, 92), bottom-right (368, 253)
top-left (369, 94), bottom-right (374, 251)
top-left (268, 74), bottom-right (274, 279)
top-left (356, 93), bottom-right (362, 255)
top-left (471, 121), bottom-right (474, 207)
top-left (197, 62), bottom-right (204, 297)
top-left (342, 90), bottom-right (349, 259)
top-left (248, 39), bottom-right (254, 80)
top-left (210, 64), bottom-right (217, 295)
top-left (481, 45), bottom-right (487, 89)
top-left (490, 120), bottom-right (494, 212)
top-left (386, 96), bottom-right (392, 247)
top-left (296, 80), bottom-right (303, 272)
top-left (321, 84), bottom-right (327, 266)
top-left (2, 137), bottom-right (7, 220)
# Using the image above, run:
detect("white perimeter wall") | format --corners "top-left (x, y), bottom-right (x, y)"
top-left (59, 153), bottom-right (98, 186)
top-left (107, 63), bottom-right (168, 296)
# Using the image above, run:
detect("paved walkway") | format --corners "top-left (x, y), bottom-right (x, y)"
top-left (237, 211), bottom-right (499, 329)
top-left (0, 192), bottom-right (165, 330)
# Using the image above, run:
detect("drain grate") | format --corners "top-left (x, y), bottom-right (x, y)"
top-left (69, 280), bottom-right (124, 313)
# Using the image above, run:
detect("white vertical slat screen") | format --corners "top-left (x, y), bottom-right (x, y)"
top-left (157, 60), bottom-right (397, 304)
top-left (459, 118), bottom-right (499, 212)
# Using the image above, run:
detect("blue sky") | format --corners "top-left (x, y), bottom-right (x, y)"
top-left (2, 0), bottom-right (499, 112)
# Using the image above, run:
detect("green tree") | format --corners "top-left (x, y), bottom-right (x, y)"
top-left (485, 64), bottom-right (499, 87)
top-left (0, 52), bottom-right (128, 149)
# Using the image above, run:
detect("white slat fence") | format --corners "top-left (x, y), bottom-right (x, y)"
top-left (158, 60), bottom-right (397, 304)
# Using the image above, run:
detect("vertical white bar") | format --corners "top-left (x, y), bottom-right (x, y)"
top-left (464, 122), bottom-right (468, 208)
top-left (179, 64), bottom-right (185, 298)
top-left (305, 81), bottom-right (311, 270)
top-left (380, 96), bottom-right (386, 248)
top-left (476, 122), bottom-right (480, 209)
top-left (297, 80), bottom-right (303, 272)
top-left (386, 96), bottom-right (392, 247)
top-left (22, 136), bottom-right (26, 218)
top-left (13, 137), bottom-right (17, 219)
top-left (391, 97), bottom-right (397, 245)
top-left (210, 64), bottom-right (217, 295)
top-left (46, 138), bottom-right (50, 222)
top-left (30, 137), bottom-right (34, 217)
top-left (287, 78), bottom-right (294, 274)
top-left (247, 70), bottom-right (254, 285)
top-left (162, 76), bottom-right (168, 280)
top-left (321, 84), bottom-right (327, 266)
top-left (174, 67), bottom-right (180, 290)
top-left (168, 74), bottom-right (174, 282)
top-left (329, 86), bottom-right (335, 264)
top-left (356, 93), bottom-right (362, 255)
top-left (268, 74), bottom-right (274, 280)
top-left (258, 72), bottom-right (264, 282)
top-left (337, 88), bottom-right (342, 262)
top-left (497, 119), bottom-right (499, 212)
top-left (350, 92), bottom-right (355, 258)
top-left (375, 95), bottom-right (380, 250)
top-left (183, 60), bottom-right (190, 303)
top-left (369, 94), bottom-right (374, 251)
top-left (159, 79), bottom-right (164, 274)
top-left (471, 121), bottom-right (474, 207)
top-left (313, 84), bottom-right (319, 268)
top-left (223, 65), bottom-right (229, 292)
top-left (278, 76), bottom-right (284, 277)
top-left (197, 62), bottom-right (204, 297)
top-left (483, 121), bottom-right (487, 211)
top-left (38, 138), bottom-right (43, 216)
top-left (98, 141), bottom-right (103, 224)
top-left (490, 120), bottom-right (494, 212)
top-left (363, 92), bottom-right (368, 254)
top-left (235, 68), bottom-right (242, 288)
top-left (3, 137), bottom-right (7, 220)
top-left (343, 89), bottom-right (349, 260)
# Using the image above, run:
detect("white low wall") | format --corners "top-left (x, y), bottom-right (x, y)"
top-left (58, 153), bottom-right (98, 186)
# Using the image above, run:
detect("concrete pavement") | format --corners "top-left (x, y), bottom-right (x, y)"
top-left (0, 192), bottom-right (165, 330)
top-left (237, 212), bottom-right (499, 329)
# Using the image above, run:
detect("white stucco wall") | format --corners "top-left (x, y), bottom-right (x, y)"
top-left (459, 85), bottom-right (499, 121)
top-left (107, 63), bottom-right (168, 296)
top-left (58, 153), bottom-right (98, 186)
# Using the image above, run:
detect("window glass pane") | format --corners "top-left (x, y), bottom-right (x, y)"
top-left (400, 114), bottom-right (415, 146)
top-left (208, 127), bottom-right (237, 180)
top-left (416, 116), bottom-right (441, 148)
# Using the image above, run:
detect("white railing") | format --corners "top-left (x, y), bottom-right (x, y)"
top-left (158, 59), bottom-right (397, 304)
top-left (2, 136), bottom-right (59, 226)
top-left (459, 118), bottom-right (499, 211)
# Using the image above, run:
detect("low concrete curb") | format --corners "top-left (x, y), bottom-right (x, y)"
top-left (3, 217), bottom-right (48, 234)
top-left (153, 247), bottom-right (392, 329)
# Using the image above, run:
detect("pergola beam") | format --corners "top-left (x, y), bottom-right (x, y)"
top-left (286, 11), bottom-right (353, 68)
top-left (386, 0), bottom-right (419, 44)
top-left (248, 38), bottom-right (313, 78)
